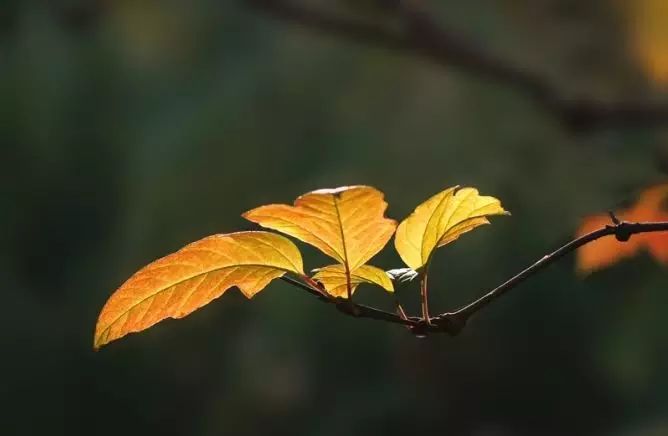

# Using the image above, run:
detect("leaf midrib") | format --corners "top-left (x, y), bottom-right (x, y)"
top-left (332, 195), bottom-right (350, 275)
top-left (97, 263), bottom-right (293, 339)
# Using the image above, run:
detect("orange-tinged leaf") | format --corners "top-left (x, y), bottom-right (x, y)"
top-left (646, 232), bottom-right (668, 263)
top-left (626, 184), bottom-right (668, 264)
top-left (625, 184), bottom-right (668, 220)
top-left (575, 213), bottom-right (641, 274)
top-left (576, 183), bottom-right (668, 274)
top-left (395, 186), bottom-right (509, 270)
top-left (94, 231), bottom-right (304, 349)
top-left (242, 186), bottom-right (397, 272)
top-left (312, 264), bottom-right (394, 298)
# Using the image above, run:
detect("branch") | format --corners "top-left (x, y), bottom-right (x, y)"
top-left (247, 0), bottom-right (668, 132)
top-left (434, 220), bottom-right (668, 333)
top-left (279, 275), bottom-right (418, 327)
top-left (281, 220), bottom-right (668, 336)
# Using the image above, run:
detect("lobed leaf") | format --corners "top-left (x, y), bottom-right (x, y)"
top-left (312, 264), bottom-right (394, 298)
top-left (395, 186), bottom-right (509, 270)
top-left (94, 231), bottom-right (304, 349)
top-left (242, 185), bottom-right (397, 272)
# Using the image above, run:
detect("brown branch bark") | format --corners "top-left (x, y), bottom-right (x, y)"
top-left (282, 220), bottom-right (668, 337)
top-left (247, 0), bottom-right (668, 132)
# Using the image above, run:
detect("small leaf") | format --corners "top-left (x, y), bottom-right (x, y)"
top-left (395, 186), bottom-right (509, 270)
top-left (576, 183), bottom-right (668, 274)
top-left (312, 265), bottom-right (394, 298)
top-left (94, 231), bottom-right (304, 349)
top-left (243, 185), bottom-right (397, 272)
top-left (386, 267), bottom-right (419, 283)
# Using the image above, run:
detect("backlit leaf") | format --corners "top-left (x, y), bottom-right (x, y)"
top-left (395, 186), bottom-right (509, 270)
top-left (94, 231), bottom-right (304, 349)
top-left (576, 183), bottom-right (668, 274)
top-left (242, 185), bottom-right (397, 272)
top-left (312, 264), bottom-right (394, 298)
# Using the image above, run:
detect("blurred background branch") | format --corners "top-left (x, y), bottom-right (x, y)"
top-left (248, 0), bottom-right (668, 132)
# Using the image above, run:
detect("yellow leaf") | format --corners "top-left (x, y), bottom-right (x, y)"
top-left (242, 185), bottom-right (397, 272)
top-left (395, 186), bottom-right (509, 270)
top-left (94, 231), bottom-right (304, 349)
top-left (312, 264), bottom-right (394, 298)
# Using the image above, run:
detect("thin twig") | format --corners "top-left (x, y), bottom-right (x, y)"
top-left (280, 221), bottom-right (668, 336)
top-left (247, 0), bottom-right (668, 132)
top-left (280, 275), bottom-right (328, 299)
top-left (432, 220), bottom-right (668, 334)
top-left (280, 275), bottom-right (417, 326)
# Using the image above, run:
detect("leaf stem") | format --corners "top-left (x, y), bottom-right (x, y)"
top-left (420, 269), bottom-right (431, 325)
top-left (394, 295), bottom-right (409, 319)
top-left (281, 275), bottom-right (329, 300)
top-left (344, 266), bottom-right (357, 313)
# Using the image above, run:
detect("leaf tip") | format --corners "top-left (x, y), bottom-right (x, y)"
top-left (240, 208), bottom-right (255, 220)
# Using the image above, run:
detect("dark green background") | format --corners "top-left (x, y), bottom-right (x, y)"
top-left (3, 1), bottom-right (667, 435)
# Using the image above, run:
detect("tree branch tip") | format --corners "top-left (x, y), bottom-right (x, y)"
top-left (608, 210), bottom-right (621, 225)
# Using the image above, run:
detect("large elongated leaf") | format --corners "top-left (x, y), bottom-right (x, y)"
top-left (395, 186), bottom-right (508, 270)
top-left (312, 264), bottom-right (394, 298)
top-left (242, 186), bottom-right (397, 272)
top-left (94, 231), bottom-right (304, 349)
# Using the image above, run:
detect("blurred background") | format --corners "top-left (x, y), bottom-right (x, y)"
top-left (3, 0), bottom-right (668, 435)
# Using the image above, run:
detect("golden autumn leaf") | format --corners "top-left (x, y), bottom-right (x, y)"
top-left (242, 186), bottom-right (397, 289)
top-left (395, 186), bottom-right (509, 270)
top-left (576, 183), bottom-right (668, 274)
top-left (312, 264), bottom-right (394, 298)
top-left (94, 231), bottom-right (304, 349)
